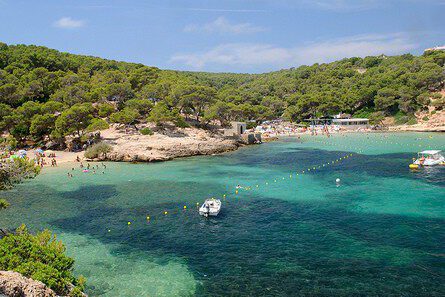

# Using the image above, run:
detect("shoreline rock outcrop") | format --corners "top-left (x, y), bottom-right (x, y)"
top-left (0, 271), bottom-right (56, 297)
top-left (89, 126), bottom-right (244, 162)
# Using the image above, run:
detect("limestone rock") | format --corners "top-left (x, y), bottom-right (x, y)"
top-left (0, 271), bottom-right (56, 297)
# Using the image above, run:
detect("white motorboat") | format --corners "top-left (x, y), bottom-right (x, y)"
top-left (199, 198), bottom-right (221, 217)
top-left (413, 150), bottom-right (445, 166)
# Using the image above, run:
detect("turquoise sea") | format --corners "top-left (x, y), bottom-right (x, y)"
top-left (1, 132), bottom-right (444, 296)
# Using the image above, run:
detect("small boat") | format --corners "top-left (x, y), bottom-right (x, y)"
top-left (413, 150), bottom-right (445, 167)
top-left (199, 198), bottom-right (221, 217)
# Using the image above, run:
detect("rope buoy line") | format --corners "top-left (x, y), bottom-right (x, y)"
top-left (110, 143), bottom-right (358, 231)
top-left (111, 135), bottom-right (438, 230)
top-left (307, 136), bottom-right (432, 150)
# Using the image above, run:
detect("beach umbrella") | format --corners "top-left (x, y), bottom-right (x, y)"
top-left (10, 154), bottom-right (19, 160)
top-left (35, 148), bottom-right (44, 154)
top-left (18, 149), bottom-right (27, 156)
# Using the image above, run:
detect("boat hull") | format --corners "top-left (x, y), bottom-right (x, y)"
top-left (414, 156), bottom-right (445, 166)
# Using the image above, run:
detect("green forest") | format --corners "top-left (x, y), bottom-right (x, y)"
top-left (0, 42), bottom-right (444, 148)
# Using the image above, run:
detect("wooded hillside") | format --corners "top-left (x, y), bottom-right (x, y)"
top-left (0, 42), bottom-right (444, 148)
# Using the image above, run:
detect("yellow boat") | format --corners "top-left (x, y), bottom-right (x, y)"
top-left (409, 164), bottom-right (419, 169)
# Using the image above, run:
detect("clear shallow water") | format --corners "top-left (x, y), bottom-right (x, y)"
top-left (1, 132), bottom-right (444, 296)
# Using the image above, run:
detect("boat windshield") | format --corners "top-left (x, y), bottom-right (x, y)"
top-left (418, 153), bottom-right (441, 159)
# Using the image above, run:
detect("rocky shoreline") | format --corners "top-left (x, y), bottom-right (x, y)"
top-left (0, 271), bottom-right (87, 297)
top-left (87, 126), bottom-right (245, 163)
top-left (388, 125), bottom-right (445, 132)
top-left (0, 271), bottom-right (55, 297)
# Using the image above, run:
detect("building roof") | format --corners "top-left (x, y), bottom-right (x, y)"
top-left (332, 118), bottom-right (369, 122)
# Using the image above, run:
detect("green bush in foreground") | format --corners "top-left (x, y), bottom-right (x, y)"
top-left (140, 127), bottom-right (154, 135)
top-left (0, 225), bottom-right (85, 295)
top-left (84, 142), bottom-right (112, 159)
top-left (0, 198), bottom-right (10, 209)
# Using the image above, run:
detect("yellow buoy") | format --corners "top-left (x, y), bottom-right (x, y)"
top-left (127, 221), bottom-right (131, 225)
top-left (235, 190), bottom-right (239, 194)
top-left (409, 164), bottom-right (419, 169)
top-left (146, 216), bottom-right (150, 220)
top-left (183, 205), bottom-right (187, 209)
top-left (164, 211), bottom-right (168, 215)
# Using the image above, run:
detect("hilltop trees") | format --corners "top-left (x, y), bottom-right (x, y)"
top-left (0, 42), bottom-right (444, 148)
top-left (54, 103), bottom-right (94, 137)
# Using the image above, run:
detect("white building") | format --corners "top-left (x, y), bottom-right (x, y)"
top-left (424, 45), bottom-right (445, 52)
top-left (332, 118), bottom-right (369, 128)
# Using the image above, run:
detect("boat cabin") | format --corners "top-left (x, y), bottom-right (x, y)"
top-left (418, 150), bottom-right (443, 159)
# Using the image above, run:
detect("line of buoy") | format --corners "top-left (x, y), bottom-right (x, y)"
top-left (109, 140), bottom-right (370, 230)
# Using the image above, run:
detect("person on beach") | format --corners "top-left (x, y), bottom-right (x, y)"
top-left (76, 156), bottom-right (81, 162)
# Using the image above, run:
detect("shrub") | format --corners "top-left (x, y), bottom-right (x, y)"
top-left (431, 98), bottom-right (444, 110)
top-left (0, 158), bottom-right (40, 190)
top-left (109, 108), bottom-right (140, 126)
top-left (0, 225), bottom-right (85, 295)
top-left (353, 107), bottom-right (375, 119)
top-left (431, 93), bottom-right (442, 99)
top-left (174, 117), bottom-right (190, 128)
top-left (97, 103), bottom-right (115, 117)
top-left (140, 127), bottom-right (154, 135)
top-left (84, 142), bottom-right (112, 159)
top-left (246, 121), bottom-right (257, 130)
top-left (86, 118), bottom-right (109, 132)
top-left (406, 118), bottom-right (418, 125)
top-left (125, 99), bottom-right (153, 115)
top-left (0, 198), bottom-right (10, 209)
top-left (368, 112), bottom-right (385, 125)
top-left (422, 116), bottom-right (429, 121)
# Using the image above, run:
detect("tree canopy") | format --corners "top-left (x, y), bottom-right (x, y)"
top-left (0, 42), bottom-right (444, 147)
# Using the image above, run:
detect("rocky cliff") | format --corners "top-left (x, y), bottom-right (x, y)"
top-left (0, 271), bottom-right (56, 297)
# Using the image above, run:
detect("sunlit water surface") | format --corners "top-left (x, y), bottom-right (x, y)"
top-left (1, 132), bottom-right (444, 296)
